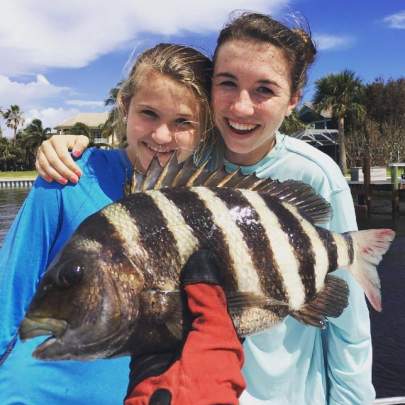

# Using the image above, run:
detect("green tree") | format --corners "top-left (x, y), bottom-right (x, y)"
top-left (70, 122), bottom-right (94, 143)
top-left (364, 77), bottom-right (405, 128)
top-left (104, 80), bottom-right (123, 108)
top-left (0, 136), bottom-right (25, 170)
top-left (1, 105), bottom-right (25, 140)
top-left (313, 70), bottom-right (365, 173)
top-left (103, 81), bottom-right (125, 146)
top-left (20, 119), bottom-right (52, 168)
top-left (280, 109), bottom-right (306, 135)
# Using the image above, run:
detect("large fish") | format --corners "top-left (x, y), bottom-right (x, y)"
top-left (19, 156), bottom-right (395, 360)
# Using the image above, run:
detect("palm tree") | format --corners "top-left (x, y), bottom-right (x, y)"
top-left (104, 80), bottom-right (123, 107)
top-left (103, 81), bottom-right (125, 146)
top-left (20, 119), bottom-right (51, 168)
top-left (313, 70), bottom-right (365, 173)
top-left (2, 105), bottom-right (25, 140)
top-left (22, 119), bottom-right (51, 145)
top-left (70, 122), bottom-right (93, 140)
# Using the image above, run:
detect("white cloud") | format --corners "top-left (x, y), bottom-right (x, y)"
top-left (25, 107), bottom-right (81, 130)
top-left (0, 0), bottom-right (290, 135)
top-left (66, 100), bottom-right (104, 108)
top-left (314, 34), bottom-right (354, 51)
top-left (0, 0), bottom-right (288, 75)
top-left (0, 74), bottom-right (69, 108)
top-left (383, 11), bottom-right (405, 29)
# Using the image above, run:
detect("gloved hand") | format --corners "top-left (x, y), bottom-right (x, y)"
top-left (125, 249), bottom-right (245, 405)
top-left (180, 248), bottom-right (224, 286)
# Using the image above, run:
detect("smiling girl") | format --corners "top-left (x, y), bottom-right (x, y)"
top-left (0, 43), bottom-right (223, 405)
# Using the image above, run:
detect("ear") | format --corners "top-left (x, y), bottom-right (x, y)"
top-left (286, 91), bottom-right (300, 116)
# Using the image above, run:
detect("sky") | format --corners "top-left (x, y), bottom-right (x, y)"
top-left (0, 0), bottom-right (404, 137)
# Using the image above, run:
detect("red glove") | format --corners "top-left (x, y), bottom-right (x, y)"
top-left (125, 282), bottom-right (245, 405)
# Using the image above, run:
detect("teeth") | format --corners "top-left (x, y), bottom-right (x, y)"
top-left (146, 144), bottom-right (175, 153)
top-left (228, 120), bottom-right (257, 131)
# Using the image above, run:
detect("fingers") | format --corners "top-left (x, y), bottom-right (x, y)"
top-left (35, 135), bottom-right (88, 184)
top-left (71, 135), bottom-right (90, 157)
top-left (36, 146), bottom-right (70, 184)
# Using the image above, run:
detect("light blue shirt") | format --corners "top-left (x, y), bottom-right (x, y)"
top-left (225, 133), bottom-right (374, 405)
top-left (0, 148), bottom-right (132, 405)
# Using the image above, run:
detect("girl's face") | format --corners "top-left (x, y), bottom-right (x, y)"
top-left (125, 70), bottom-right (200, 173)
top-left (212, 40), bottom-right (299, 166)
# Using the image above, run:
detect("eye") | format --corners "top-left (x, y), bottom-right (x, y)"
top-left (140, 109), bottom-right (158, 119)
top-left (256, 86), bottom-right (274, 96)
top-left (174, 118), bottom-right (194, 128)
top-left (218, 80), bottom-right (237, 88)
top-left (57, 264), bottom-right (84, 288)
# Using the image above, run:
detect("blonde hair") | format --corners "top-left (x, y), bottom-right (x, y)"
top-left (117, 43), bottom-right (214, 162)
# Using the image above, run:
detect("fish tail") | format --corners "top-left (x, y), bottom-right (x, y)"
top-left (348, 228), bottom-right (395, 312)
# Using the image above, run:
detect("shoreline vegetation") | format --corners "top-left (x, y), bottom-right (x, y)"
top-left (0, 171), bottom-right (37, 179)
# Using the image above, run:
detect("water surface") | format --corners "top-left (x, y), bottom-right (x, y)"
top-left (0, 188), bottom-right (29, 247)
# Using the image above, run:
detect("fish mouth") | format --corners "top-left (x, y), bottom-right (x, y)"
top-left (19, 316), bottom-right (69, 359)
top-left (19, 316), bottom-right (67, 343)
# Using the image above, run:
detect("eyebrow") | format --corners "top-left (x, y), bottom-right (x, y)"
top-left (137, 104), bottom-right (195, 118)
top-left (214, 72), bottom-right (281, 88)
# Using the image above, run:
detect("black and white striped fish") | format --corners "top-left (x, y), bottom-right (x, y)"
top-left (19, 156), bottom-right (395, 360)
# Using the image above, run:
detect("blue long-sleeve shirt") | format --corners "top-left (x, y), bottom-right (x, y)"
top-left (0, 148), bottom-right (133, 405)
top-left (225, 133), bottom-right (374, 405)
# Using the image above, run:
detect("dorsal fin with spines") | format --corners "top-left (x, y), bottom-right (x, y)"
top-left (124, 153), bottom-right (332, 224)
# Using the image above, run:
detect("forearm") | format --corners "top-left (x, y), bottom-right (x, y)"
top-left (126, 283), bottom-right (245, 405)
top-left (180, 284), bottom-right (245, 404)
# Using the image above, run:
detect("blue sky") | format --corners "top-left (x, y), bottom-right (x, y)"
top-left (0, 0), bottom-right (404, 135)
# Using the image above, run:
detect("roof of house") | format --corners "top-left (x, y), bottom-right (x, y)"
top-left (300, 102), bottom-right (333, 121)
top-left (54, 112), bottom-right (109, 129)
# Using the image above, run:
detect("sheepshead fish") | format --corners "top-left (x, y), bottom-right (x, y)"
top-left (19, 156), bottom-right (395, 360)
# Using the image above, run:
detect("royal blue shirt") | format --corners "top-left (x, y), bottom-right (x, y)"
top-left (0, 148), bottom-right (133, 405)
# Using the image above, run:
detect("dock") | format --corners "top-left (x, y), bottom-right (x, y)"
top-left (0, 178), bottom-right (35, 188)
top-left (348, 163), bottom-right (405, 222)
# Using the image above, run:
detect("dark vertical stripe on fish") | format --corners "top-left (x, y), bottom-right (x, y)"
top-left (161, 188), bottom-right (238, 291)
top-left (213, 188), bottom-right (288, 302)
top-left (316, 227), bottom-right (338, 274)
top-left (77, 210), bottom-right (147, 282)
top-left (342, 232), bottom-right (354, 264)
top-left (123, 193), bottom-right (181, 281)
top-left (79, 211), bottom-right (129, 258)
top-left (260, 195), bottom-right (317, 299)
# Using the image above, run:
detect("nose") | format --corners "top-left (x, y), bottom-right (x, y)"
top-left (231, 90), bottom-right (254, 116)
top-left (152, 123), bottom-right (172, 144)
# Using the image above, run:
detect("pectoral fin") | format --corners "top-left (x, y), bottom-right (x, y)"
top-left (291, 275), bottom-right (349, 328)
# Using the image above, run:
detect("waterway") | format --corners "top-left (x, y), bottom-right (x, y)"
top-left (0, 187), bottom-right (404, 399)
top-left (0, 188), bottom-right (30, 245)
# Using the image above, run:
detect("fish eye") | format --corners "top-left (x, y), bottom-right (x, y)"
top-left (57, 264), bottom-right (84, 288)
